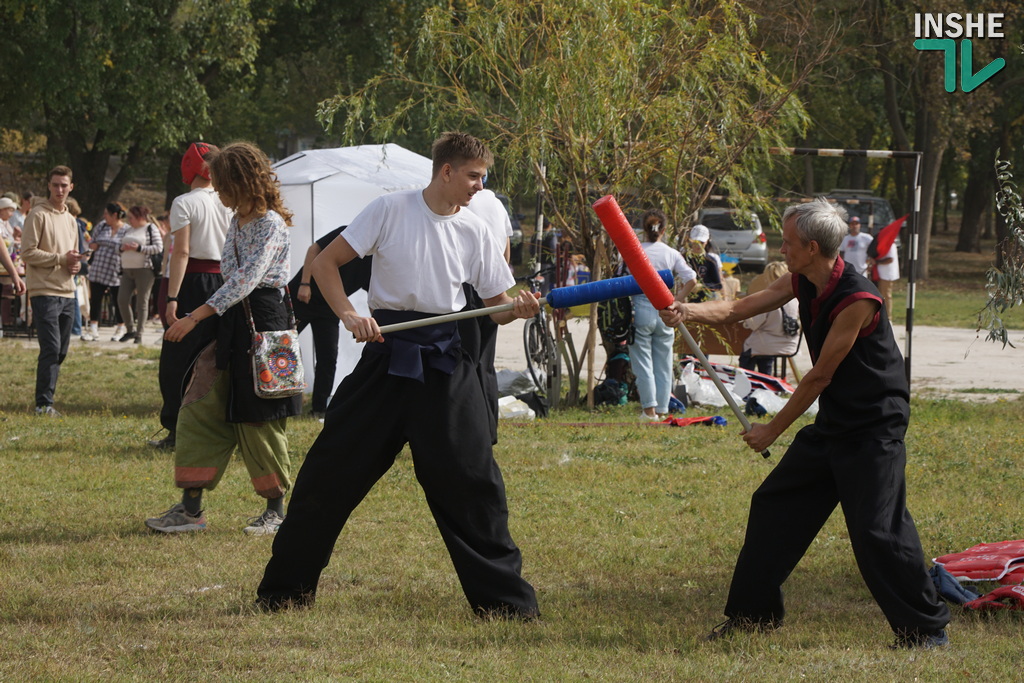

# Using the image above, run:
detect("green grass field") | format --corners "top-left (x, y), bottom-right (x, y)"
top-left (1, 337), bottom-right (1022, 680)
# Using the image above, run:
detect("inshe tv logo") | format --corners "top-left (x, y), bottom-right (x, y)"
top-left (913, 13), bottom-right (1006, 92)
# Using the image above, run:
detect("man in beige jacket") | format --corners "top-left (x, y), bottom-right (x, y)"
top-left (20, 166), bottom-right (82, 416)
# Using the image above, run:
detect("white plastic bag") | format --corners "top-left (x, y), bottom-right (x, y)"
top-left (497, 395), bottom-right (536, 420)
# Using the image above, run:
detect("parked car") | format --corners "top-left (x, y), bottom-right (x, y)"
top-left (696, 207), bottom-right (768, 272)
top-left (823, 189), bottom-right (897, 235)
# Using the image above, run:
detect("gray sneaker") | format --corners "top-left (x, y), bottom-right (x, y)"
top-left (145, 503), bottom-right (207, 533)
top-left (34, 405), bottom-right (62, 417)
top-left (243, 509), bottom-right (284, 536)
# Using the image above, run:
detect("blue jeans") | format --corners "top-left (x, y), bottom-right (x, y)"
top-left (71, 284), bottom-right (83, 335)
top-left (31, 295), bottom-right (76, 408)
top-left (628, 296), bottom-right (675, 413)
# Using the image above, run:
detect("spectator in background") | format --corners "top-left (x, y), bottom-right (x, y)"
top-left (116, 205), bottom-right (163, 344)
top-left (628, 209), bottom-right (697, 420)
top-left (85, 203), bottom-right (127, 342)
top-left (0, 226), bottom-right (25, 296)
top-left (65, 198), bottom-right (91, 340)
top-left (0, 196), bottom-right (19, 245)
top-left (11, 191), bottom-right (33, 234)
top-left (839, 216), bottom-right (873, 278)
top-left (151, 142), bottom-right (231, 451)
top-left (20, 166), bottom-right (82, 417)
top-left (464, 184), bottom-right (514, 443)
top-left (151, 214), bottom-right (170, 325)
top-left (869, 240), bottom-right (899, 322)
top-left (289, 225), bottom-right (371, 418)
top-left (0, 196), bottom-right (23, 339)
top-left (684, 224), bottom-right (723, 302)
top-left (739, 261), bottom-right (799, 375)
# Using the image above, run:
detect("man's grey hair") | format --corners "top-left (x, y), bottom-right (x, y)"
top-left (782, 198), bottom-right (847, 259)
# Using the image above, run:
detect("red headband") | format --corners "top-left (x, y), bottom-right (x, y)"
top-left (181, 142), bottom-right (216, 185)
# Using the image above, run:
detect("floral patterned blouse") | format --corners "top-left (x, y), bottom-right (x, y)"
top-left (206, 210), bottom-right (291, 316)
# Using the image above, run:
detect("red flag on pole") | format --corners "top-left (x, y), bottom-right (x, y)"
top-left (870, 214), bottom-right (907, 280)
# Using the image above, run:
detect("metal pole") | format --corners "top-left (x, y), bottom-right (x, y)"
top-left (904, 154), bottom-right (922, 385)
top-left (675, 323), bottom-right (769, 459)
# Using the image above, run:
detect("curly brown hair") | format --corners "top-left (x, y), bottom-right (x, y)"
top-left (206, 142), bottom-right (293, 226)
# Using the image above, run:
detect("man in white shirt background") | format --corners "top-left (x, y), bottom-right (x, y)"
top-left (838, 216), bottom-right (873, 277)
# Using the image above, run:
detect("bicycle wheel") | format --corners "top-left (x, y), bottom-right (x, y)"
top-left (523, 315), bottom-right (556, 395)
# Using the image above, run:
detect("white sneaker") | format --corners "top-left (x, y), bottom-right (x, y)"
top-left (110, 324), bottom-right (126, 341)
top-left (243, 509), bottom-right (284, 536)
top-left (80, 331), bottom-right (97, 341)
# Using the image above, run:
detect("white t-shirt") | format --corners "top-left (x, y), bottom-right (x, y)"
top-left (466, 189), bottom-right (513, 243)
top-left (342, 189), bottom-right (515, 314)
top-left (119, 224), bottom-right (157, 269)
top-left (840, 232), bottom-right (874, 277)
top-left (639, 241), bottom-right (697, 290)
top-left (875, 243), bottom-right (899, 281)
top-left (168, 187), bottom-right (232, 261)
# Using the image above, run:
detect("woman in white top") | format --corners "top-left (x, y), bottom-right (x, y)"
top-left (629, 209), bottom-right (697, 420)
top-left (116, 205), bottom-right (163, 343)
top-left (870, 242), bottom-right (899, 322)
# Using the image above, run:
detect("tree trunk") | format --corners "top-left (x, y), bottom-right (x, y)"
top-left (879, 48), bottom-right (912, 218)
top-left (950, 139), bottom-right (991, 253)
top-left (65, 145), bottom-right (113, 224)
top-left (914, 108), bottom-right (944, 280)
top-left (164, 153), bottom-right (185, 212)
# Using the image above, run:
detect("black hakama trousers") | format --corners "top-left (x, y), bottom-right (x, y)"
top-left (723, 425), bottom-right (950, 636)
top-left (257, 350), bottom-right (538, 617)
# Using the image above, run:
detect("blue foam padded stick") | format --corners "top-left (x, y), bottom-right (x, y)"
top-left (545, 270), bottom-right (674, 309)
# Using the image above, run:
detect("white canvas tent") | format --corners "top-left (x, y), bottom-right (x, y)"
top-left (273, 144), bottom-right (432, 398)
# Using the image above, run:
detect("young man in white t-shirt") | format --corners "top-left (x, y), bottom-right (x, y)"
top-left (151, 142), bottom-right (232, 449)
top-left (258, 133), bottom-right (541, 619)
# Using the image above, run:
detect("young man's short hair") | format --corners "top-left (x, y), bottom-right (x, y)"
top-left (430, 132), bottom-right (493, 177)
top-left (47, 165), bottom-right (73, 183)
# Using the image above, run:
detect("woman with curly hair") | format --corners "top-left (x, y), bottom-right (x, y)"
top-left (145, 142), bottom-right (301, 536)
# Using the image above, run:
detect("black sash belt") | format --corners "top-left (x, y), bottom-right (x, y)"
top-left (365, 309), bottom-right (461, 383)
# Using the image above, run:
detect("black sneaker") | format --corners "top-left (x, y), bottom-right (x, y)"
top-left (147, 432), bottom-right (176, 450)
top-left (119, 332), bottom-right (134, 342)
top-left (890, 628), bottom-right (949, 650)
top-left (705, 617), bottom-right (781, 641)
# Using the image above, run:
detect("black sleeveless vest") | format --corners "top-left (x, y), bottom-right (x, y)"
top-left (794, 258), bottom-right (909, 440)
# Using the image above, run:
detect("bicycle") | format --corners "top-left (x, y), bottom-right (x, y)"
top-left (522, 270), bottom-right (561, 406)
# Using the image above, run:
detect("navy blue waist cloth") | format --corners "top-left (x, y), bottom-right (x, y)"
top-left (365, 309), bottom-right (462, 383)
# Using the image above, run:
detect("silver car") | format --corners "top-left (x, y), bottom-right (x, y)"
top-left (697, 207), bottom-right (768, 272)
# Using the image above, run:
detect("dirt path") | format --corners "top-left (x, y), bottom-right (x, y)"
top-left (5, 318), bottom-right (1019, 403)
top-left (492, 318), bottom-right (1024, 402)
